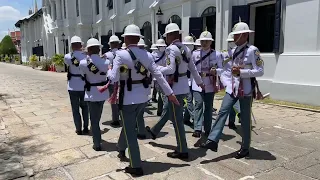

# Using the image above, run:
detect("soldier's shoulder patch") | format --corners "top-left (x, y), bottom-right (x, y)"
top-left (254, 49), bottom-right (261, 56)
top-left (175, 56), bottom-right (181, 64)
top-left (166, 58), bottom-right (171, 65)
top-left (256, 56), bottom-right (264, 66)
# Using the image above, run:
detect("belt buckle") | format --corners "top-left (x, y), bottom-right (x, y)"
top-left (201, 72), bottom-right (206, 77)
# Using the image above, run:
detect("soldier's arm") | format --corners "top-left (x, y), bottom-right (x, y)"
top-left (64, 54), bottom-right (71, 66)
top-left (107, 54), bottom-right (120, 82)
top-left (216, 52), bottom-right (224, 76)
top-left (157, 48), bottom-right (176, 75)
top-left (240, 48), bottom-right (264, 78)
top-left (188, 56), bottom-right (203, 85)
top-left (147, 57), bottom-right (173, 96)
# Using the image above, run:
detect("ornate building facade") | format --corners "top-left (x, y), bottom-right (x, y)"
top-left (15, 0), bottom-right (320, 105)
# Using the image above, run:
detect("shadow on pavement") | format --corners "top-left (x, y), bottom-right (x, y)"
top-left (101, 139), bottom-right (118, 152)
top-left (199, 147), bottom-right (276, 164)
top-left (116, 161), bottom-right (190, 176)
top-left (148, 141), bottom-right (208, 162)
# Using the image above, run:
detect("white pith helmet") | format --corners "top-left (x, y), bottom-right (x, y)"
top-left (108, 35), bottom-right (121, 44)
top-left (122, 24), bottom-right (144, 38)
top-left (150, 44), bottom-right (157, 50)
top-left (155, 39), bottom-right (167, 47)
top-left (199, 30), bottom-right (214, 41)
top-left (226, 33), bottom-right (234, 42)
top-left (163, 23), bottom-right (183, 37)
top-left (194, 39), bottom-right (201, 46)
top-left (182, 36), bottom-right (194, 45)
top-left (138, 38), bottom-right (147, 47)
top-left (86, 38), bottom-right (102, 48)
top-left (71, 36), bottom-right (82, 44)
top-left (230, 17), bottom-right (254, 35)
top-left (121, 43), bottom-right (126, 49)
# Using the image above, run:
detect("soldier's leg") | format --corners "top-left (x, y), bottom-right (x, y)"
top-left (152, 83), bottom-right (158, 101)
top-left (68, 91), bottom-right (82, 133)
top-left (136, 102), bottom-right (147, 137)
top-left (79, 91), bottom-right (89, 131)
top-left (228, 108), bottom-right (236, 124)
top-left (203, 92), bottom-right (214, 135)
top-left (233, 100), bottom-right (241, 123)
top-left (149, 93), bottom-right (170, 137)
top-left (170, 94), bottom-right (188, 153)
top-left (120, 104), bottom-right (142, 169)
top-left (239, 96), bottom-right (252, 150)
top-left (207, 93), bottom-right (238, 142)
top-left (193, 91), bottom-right (204, 135)
top-left (157, 92), bottom-right (163, 116)
top-left (108, 84), bottom-right (120, 124)
top-left (88, 101), bottom-right (105, 149)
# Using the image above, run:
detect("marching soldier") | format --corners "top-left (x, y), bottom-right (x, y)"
top-left (221, 33), bottom-right (241, 130)
top-left (103, 35), bottom-right (121, 127)
top-left (121, 43), bottom-right (127, 50)
top-left (182, 35), bottom-right (195, 127)
top-left (79, 38), bottom-right (110, 151)
top-left (152, 39), bottom-right (167, 116)
top-left (192, 31), bottom-right (223, 138)
top-left (150, 44), bottom-right (159, 103)
top-left (146, 23), bottom-right (204, 159)
top-left (64, 36), bottom-right (89, 135)
top-left (107, 24), bottom-right (179, 176)
top-left (200, 20), bottom-right (264, 159)
top-left (194, 39), bottom-right (201, 50)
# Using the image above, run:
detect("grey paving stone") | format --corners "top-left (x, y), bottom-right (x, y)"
top-left (256, 167), bottom-right (315, 180)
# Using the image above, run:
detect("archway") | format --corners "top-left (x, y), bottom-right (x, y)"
top-left (201, 6), bottom-right (216, 49)
top-left (141, 21), bottom-right (152, 49)
top-left (168, 15), bottom-right (181, 29)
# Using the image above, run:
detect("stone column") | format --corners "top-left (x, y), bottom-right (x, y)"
top-left (181, 0), bottom-right (196, 38)
top-left (215, 0), bottom-right (223, 51)
top-left (56, 0), bottom-right (62, 20)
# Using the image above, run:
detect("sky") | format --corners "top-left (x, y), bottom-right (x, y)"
top-left (0, 0), bottom-right (41, 40)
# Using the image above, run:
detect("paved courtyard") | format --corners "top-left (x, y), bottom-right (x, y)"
top-left (0, 63), bottom-right (320, 180)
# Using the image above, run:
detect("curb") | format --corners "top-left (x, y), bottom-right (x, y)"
top-left (215, 95), bottom-right (320, 113)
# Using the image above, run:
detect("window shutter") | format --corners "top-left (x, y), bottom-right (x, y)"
top-left (158, 22), bottom-right (167, 39)
top-left (273, 0), bottom-right (281, 53)
top-left (189, 17), bottom-right (203, 39)
top-left (232, 5), bottom-right (250, 27)
top-left (101, 35), bottom-right (109, 54)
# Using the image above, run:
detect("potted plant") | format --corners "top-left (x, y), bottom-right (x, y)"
top-left (4, 55), bottom-right (10, 63)
top-left (40, 59), bottom-right (52, 71)
top-left (14, 56), bottom-right (20, 65)
top-left (52, 54), bottom-right (65, 72)
top-left (29, 55), bottom-right (38, 69)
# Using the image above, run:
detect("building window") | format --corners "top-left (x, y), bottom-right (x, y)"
top-left (63, 0), bottom-right (67, 18)
top-left (108, 30), bottom-right (112, 36)
top-left (142, 21), bottom-right (152, 49)
top-left (253, 3), bottom-right (276, 52)
top-left (201, 6), bottom-right (216, 49)
top-left (125, 0), bottom-right (131, 4)
top-left (96, 0), bottom-right (100, 15)
top-left (76, 0), bottom-right (80, 17)
top-left (168, 15), bottom-right (181, 29)
top-left (107, 0), bottom-right (113, 10)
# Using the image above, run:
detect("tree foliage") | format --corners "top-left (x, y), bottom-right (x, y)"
top-left (0, 35), bottom-right (18, 55)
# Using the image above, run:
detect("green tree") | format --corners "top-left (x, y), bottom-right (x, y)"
top-left (0, 35), bottom-right (17, 55)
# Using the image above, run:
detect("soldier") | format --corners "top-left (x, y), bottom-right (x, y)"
top-left (150, 44), bottom-right (159, 103)
top-left (200, 20), bottom-right (264, 159)
top-left (221, 33), bottom-right (241, 130)
top-left (79, 38), bottom-right (110, 151)
top-left (182, 36), bottom-right (195, 127)
top-left (194, 39), bottom-right (201, 50)
top-left (121, 43), bottom-right (127, 50)
top-left (64, 36), bottom-right (89, 135)
top-left (150, 44), bottom-right (158, 54)
top-left (103, 35), bottom-right (121, 127)
top-left (107, 24), bottom-right (179, 176)
top-left (138, 38), bottom-right (147, 49)
top-left (146, 23), bottom-right (204, 159)
top-left (152, 39), bottom-right (167, 116)
top-left (192, 31), bottom-right (223, 138)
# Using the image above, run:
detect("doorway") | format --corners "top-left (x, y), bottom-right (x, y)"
top-left (201, 6), bottom-right (216, 49)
